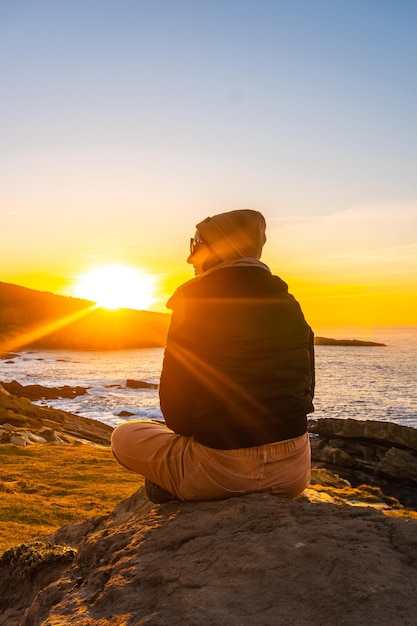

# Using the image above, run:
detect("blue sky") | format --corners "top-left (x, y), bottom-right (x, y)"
top-left (1, 0), bottom-right (416, 324)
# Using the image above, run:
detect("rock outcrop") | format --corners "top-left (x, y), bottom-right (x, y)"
top-left (1, 380), bottom-right (88, 401)
top-left (0, 489), bottom-right (416, 626)
top-left (0, 384), bottom-right (111, 446)
top-left (126, 379), bottom-right (159, 389)
top-left (309, 418), bottom-right (417, 508)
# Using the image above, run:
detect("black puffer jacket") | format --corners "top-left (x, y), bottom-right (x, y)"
top-left (159, 265), bottom-right (314, 449)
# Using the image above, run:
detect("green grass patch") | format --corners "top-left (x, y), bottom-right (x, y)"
top-left (0, 443), bottom-right (143, 553)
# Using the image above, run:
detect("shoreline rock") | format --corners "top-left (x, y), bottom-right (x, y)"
top-left (126, 379), bottom-right (158, 389)
top-left (308, 418), bottom-right (417, 509)
top-left (0, 385), bottom-right (112, 446)
top-left (0, 380), bottom-right (88, 401)
top-left (0, 353), bottom-right (20, 361)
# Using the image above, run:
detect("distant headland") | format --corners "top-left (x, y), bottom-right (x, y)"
top-left (314, 337), bottom-right (386, 347)
top-left (0, 281), bottom-right (170, 351)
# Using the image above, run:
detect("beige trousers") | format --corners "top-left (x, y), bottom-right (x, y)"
top-left (111, 420), bottom-right (311, 502)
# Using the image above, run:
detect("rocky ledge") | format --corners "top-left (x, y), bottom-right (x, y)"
top-left (308, 418), bottom-right (417, 509)
top-left (0, 384), bottom-right (111, 446)
top-left (1, 489), bottom-right (416, 626)
top-left (1, 380), bottom-right (88, 401)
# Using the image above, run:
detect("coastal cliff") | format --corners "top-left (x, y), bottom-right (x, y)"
top-left (0, 281), bottom-right (170, 351)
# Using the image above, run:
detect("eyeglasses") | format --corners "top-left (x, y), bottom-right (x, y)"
top-left (189, 231), bottom-right (206, 255)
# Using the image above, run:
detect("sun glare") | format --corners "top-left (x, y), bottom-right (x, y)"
top-left (73, 264), bottom-right (157, 310)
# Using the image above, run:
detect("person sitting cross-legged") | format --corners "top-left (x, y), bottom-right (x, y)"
top-left (111, 209), bottom-right (315, 503)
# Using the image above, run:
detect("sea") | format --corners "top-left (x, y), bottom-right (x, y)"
top-left (1, 327), bottom-right (416, 431)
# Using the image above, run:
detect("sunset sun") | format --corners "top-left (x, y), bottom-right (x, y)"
top-left (73, 264), bottom-right (157, 310)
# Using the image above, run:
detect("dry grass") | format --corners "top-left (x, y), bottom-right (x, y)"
top-left (0, 443), bottom-right (143, 553)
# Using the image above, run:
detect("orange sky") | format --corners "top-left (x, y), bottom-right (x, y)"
top-left (2, 3), bottom-right (417, 329)
top-left (3, 202), bottom-right (416, 329)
